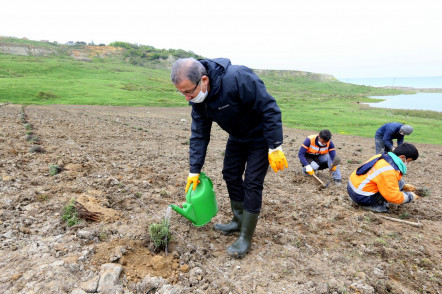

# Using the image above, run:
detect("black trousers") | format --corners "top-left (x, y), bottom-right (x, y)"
top-left (222, 138), bottom-right (269, 213)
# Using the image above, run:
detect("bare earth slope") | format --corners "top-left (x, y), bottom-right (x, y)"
top-left (1, 104), bottom-right (440, 293)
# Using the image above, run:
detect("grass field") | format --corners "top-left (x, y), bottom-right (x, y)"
top-left (1, 39), bottom-right (441, 145)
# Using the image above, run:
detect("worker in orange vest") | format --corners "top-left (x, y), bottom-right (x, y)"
top-left (298, 129), bottom-right (342, 185)
top-left (347, 143), bottom-right (419, 213)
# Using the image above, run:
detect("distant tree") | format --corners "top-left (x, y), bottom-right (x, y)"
top-left (109, 41), bottom-right (204, 66)
top-left (109, 41), bottom-right (138, 49)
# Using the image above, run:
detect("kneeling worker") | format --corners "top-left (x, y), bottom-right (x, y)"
top-left (347, 143), bottom-right (419, 213)
top-left (298, 129), bottom-right (342, 185)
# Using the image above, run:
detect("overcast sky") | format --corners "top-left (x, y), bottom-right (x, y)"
top-left (2, 0), bottom-right (441, 78)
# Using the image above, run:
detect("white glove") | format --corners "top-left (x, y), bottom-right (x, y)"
top-left (305, 165), bottom-right (314, 175)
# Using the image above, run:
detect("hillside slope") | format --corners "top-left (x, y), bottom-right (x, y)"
top-left (1, 36), bottom-right (441, 145)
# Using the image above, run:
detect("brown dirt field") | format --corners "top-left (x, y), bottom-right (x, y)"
top-left (0, 104), bottom-right (441, 293)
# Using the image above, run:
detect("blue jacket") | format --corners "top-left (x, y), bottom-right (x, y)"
top-left (298, 136), bottom-right (337, 166)
top-left (375, 122), bottom-right (404, 150)
top-left (189, 58), bottom-right (283, 173)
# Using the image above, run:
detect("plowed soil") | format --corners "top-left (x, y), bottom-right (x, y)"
top-left (1, 104), bottom-right (440, 293)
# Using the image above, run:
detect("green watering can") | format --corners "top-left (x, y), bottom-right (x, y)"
top-left (170, 172), bottom-right (218, 227)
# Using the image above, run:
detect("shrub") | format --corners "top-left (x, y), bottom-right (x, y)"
top-left (25, 134), bottom-right (38, 143)
top-left (62, 199), bottom-right (79, 226)
top-left (37, 194), bottom-right (49, 201)
top-left (416, 188), bottom-right (431, 197)
top-left (36, 91), bottom-right (58, 100)
top-left (20, 113), bottom-right (27, 123)
top-left (49, 164), bottom-right (61, 176)
top-left (399, 212), bottom-right (410, 219)
top-left (149, 218), bottom-right (171, 252)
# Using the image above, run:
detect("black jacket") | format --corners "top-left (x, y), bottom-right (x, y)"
top-left (189, 58), bottom-right (283, 173)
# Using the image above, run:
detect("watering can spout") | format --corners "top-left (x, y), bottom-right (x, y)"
top-left (170, 204), bottom-right (196, 224)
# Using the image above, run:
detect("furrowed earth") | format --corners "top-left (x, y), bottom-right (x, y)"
top-left (0, 104), bottom-right (440, 293)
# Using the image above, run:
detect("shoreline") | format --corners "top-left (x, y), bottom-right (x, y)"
top-left (380, 86), bottom-right (442, 93)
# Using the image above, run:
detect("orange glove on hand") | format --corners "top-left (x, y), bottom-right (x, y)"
top-left (185, 173), bottom-right (200, 193)
top-left (410, 192), bottom-right (420, 201)
top-left (268, 146), bottom-right (288, 173)
top-left (403, 184), bottom-right (416, 192)
top-left (305, 164), bottom-right (314, 175)
top-left (331, 165), bottom-right (338, 172)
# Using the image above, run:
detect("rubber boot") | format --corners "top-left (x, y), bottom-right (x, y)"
top-left (214, 201), bottom-right (243, 235)
top-left (226, 210), bottom-right (259, 259)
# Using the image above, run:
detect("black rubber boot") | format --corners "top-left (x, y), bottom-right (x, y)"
top-left (214, 201), bottom-right (243, 235)
top-left (226, 210), bottom-right (259, 259)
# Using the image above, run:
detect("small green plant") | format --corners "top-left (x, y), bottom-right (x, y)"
top-left (24, 123), bottom-right (33, 130)
top-left (20, 114), bottom-right (27, 123)
top-left (26, 135), bottom-right (38, 143)
top-left (149, 218), bottom-right (172, 252)
top-left (375, 238), bottom-right (387, 245)
top-left (29, 145), bottom-right (44, 153)
top-left (399, 212), bottom-right (410, 219)
top-left (62, 199), bottom-right (79, 226)
top-left (160, 189), bottom-right (168, 197)
top-left (49, 164), bottom-right (61, 176)
top-left (416, 188), bottom-right (431, 197)
top-left (37, 194), bottom-right (49, 201)
top-left (387, 232), bottom-right (399, 238)
top-left (134, 192), bottom-right (141, 198)
top-left (99, 231), bottom-right (108, 241)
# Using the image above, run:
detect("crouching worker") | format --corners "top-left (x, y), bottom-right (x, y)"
top-left (298, 129), bottom-right (342, 185)
top-left (347, 143), bottom-right (419, 213)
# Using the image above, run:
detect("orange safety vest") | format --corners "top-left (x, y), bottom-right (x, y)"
top-left (303, 135), bottom-right (333, 155)
top-left (348, 154), bottom-right (407, 204)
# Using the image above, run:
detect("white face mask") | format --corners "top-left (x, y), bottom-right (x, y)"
top-left (190, 81), bottom-right (208, 103)
top-left (318, 141), bottom-right (326, 147)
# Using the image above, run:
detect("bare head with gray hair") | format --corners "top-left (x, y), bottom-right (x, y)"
top-left (171, 58), bottom-right (207, 85)
top-left (400, 125), bottom-right (413, 135)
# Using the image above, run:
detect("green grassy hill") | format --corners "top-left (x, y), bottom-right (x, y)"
top-left (1, 37), bottom-right (441, 144)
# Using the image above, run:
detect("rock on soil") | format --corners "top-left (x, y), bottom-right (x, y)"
top-left (0, 104), bottom-right (441, 293)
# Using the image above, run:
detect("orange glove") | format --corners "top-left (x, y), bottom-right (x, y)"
top-left (403, 184), bottom-right (416, 192)
top-left (410, 192), bottom-right (420, 201)
top-left (185, 173), bottom-right (200, 193)
top-left (331, 165), bottom-right (338, 172)
top-left (268, 146), bottom-right (288, 173)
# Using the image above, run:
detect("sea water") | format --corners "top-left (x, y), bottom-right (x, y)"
top-left (367, 93), bottom-right (442, 112)
top-left (338, 76), bottom-right (442, 112)
top-left (338, 76), bottom-right (442, 89)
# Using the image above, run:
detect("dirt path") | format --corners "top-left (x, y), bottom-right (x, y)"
top-left (0, 104), bottom-right (440, 293)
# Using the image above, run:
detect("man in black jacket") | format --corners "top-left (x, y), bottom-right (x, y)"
top-left (171, 58), bottom-right (288, 258)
